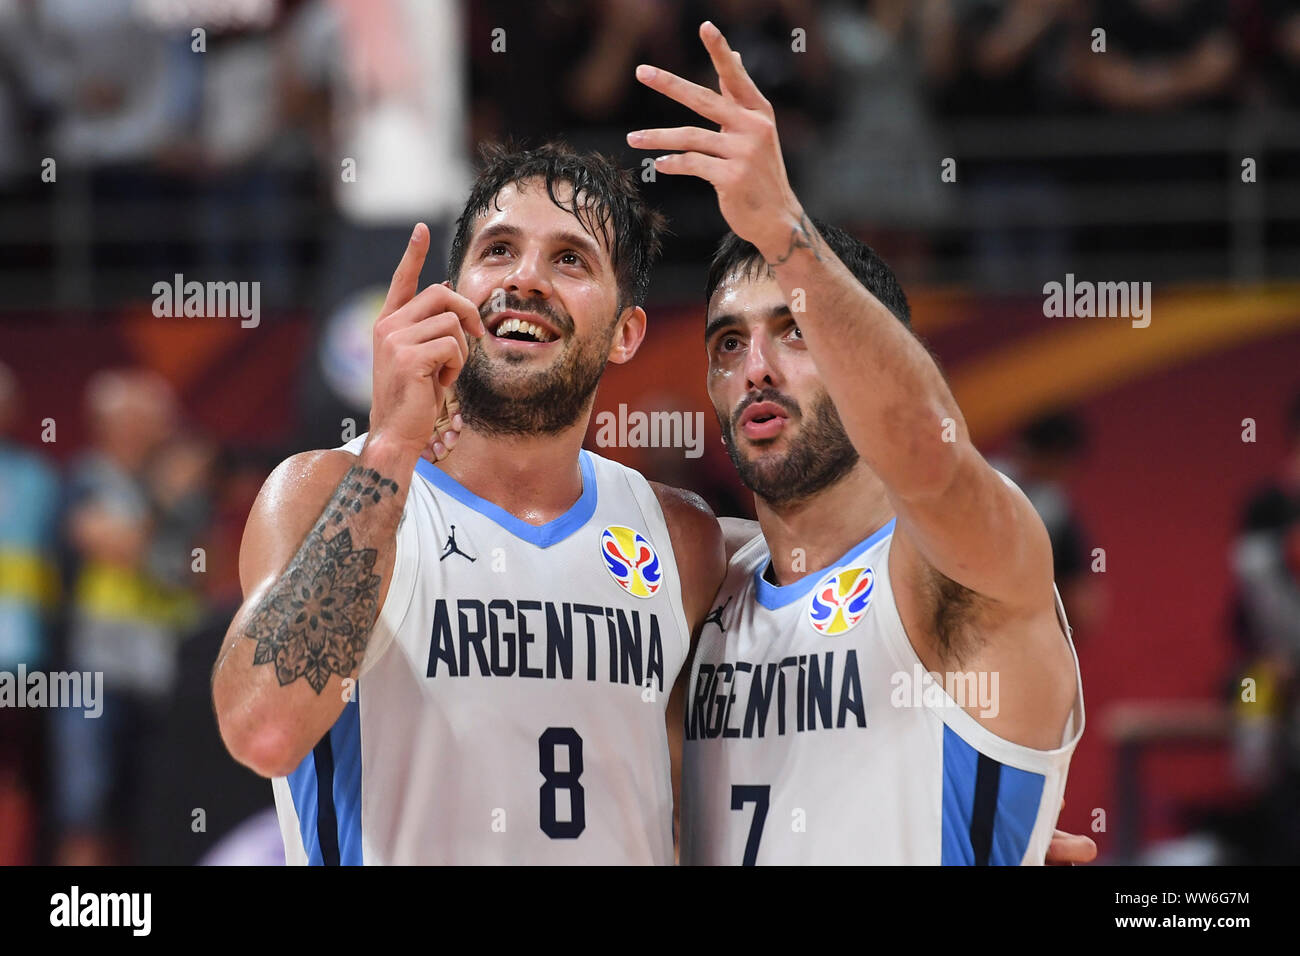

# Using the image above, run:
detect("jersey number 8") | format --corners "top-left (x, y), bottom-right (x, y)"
top-left (539, 727), bottom-right (585, 838)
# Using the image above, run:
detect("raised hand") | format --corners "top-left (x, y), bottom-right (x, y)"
top-left (368, 223), bottom-right (483, 462)
top-left (627, 21), bottom-right (807, 262)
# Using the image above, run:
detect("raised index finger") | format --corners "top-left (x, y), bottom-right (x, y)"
top-left (381, 222), bottom-right (430, 319)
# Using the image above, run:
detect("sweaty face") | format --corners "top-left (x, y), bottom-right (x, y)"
top-left (453, 180), bottom-right (623, 435)
top-left (706, 271), bottom-right (858, 507)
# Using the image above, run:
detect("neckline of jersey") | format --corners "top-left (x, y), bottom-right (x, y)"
top-left (413, 449), bottom-right (598, 548)
top-left (753, 517), bottom-right (897, 610)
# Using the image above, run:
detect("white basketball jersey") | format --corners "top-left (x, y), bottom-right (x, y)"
top-left (272, 435), bottom-right (690, 864)
top-left (682, 520), bottom-right (1084, 865)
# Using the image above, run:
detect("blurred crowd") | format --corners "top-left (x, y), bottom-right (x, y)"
top-left (0, 361), bottom-right (280, 864)
top-left (1220, 392), bottom-right (1300, 861)
top-left (0, 0), bottom-right (1299, 310)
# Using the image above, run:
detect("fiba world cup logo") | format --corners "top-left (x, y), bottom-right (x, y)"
top-left (808, 566), bottom-right (875, 635)
top-left (599, 525), bottom-right (663, 599)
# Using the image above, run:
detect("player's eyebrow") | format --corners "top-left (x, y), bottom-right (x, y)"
top-left (705, 304), bottom-right (792, 342)
top-left (704, 313), bottom-right (737, 342)
top-left (475, 222), bottom-right (605, 265)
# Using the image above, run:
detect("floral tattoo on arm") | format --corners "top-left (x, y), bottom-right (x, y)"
top-left (243, 467), bottom-right (400, 694)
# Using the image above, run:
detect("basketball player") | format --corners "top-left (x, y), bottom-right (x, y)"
top-left (630, 23), bottom-right (1086, 863)
top-left (211, 143), bottom-right (725, 864)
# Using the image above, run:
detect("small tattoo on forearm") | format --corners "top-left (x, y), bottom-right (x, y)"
top-left (244, 466), bottom-right (400, 694)
top-left (769, 212), bottom-right (825, 267)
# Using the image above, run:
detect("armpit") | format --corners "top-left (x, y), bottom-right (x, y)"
top-left (927, 566), bottom-right (991, 666)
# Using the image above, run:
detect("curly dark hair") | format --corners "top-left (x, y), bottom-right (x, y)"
top-left (447, 140), bottom-right (666, 311)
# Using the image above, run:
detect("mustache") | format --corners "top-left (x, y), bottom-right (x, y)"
top-left (731, 388), bottom-right (801, 430)
top-left (480, 292), bottom-right (573, 336)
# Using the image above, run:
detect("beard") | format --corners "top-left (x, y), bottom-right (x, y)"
top-left (720, 387), bottom-right (859, 508)
top-left (454, 293), bottom-right (614, 436)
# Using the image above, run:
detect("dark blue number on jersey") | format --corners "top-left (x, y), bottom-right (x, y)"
top-left (539, 727), bottom-right (586, 838)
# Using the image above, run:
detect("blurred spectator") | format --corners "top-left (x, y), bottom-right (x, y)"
top-left (1229, 390), bottom-right (1300, 802)
top-left (1231, 506), bottom-right (1300, 771)
top-left (471, 0), bottom-right (829, 142)
top-left (991, 410), bottom-right (1104, 643)
top-left (0, 362), bottom-right (60, 864)
top-left (36, 0), bottom-right (178, 164)
top-left (32, 0), bottom-right (190, 298)
top-left (1079, 0), bottom-right (1240, 112)
top-left (929, 0), bottom-right (1078, 287)
top-left (470, 0), bottom-right (663, 146)
top-left (0, 0), bottom-right (45, 187)
top-left (52, 369), bottom-right (202, 865)
top-left (1184, 391), bottom-right (1300, 864)
top-left (801, 0), bottom-right (953, 267)
top-left (688, 0), bottom-right (834, 245)
top-left (183, 6), bottom-right (313, 309)
top-left (286, 0), bottom-right (471, 450)
top-left (693, 0), bottom-right (834, 146)
top-left (468, 0), bottom-right (835, 288)
top-left (934, 0), bottom-right (1076, 117)
top-left (140, 448), bottom-right (282, 865)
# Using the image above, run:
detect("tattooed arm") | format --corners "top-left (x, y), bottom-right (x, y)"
top-left (212, 436), bottom-right (417, 777)
top-left (214, 223), bottom-right (483, 777)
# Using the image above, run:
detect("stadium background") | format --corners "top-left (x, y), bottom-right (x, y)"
top-left (1, 0), bottom-right (1298, 865)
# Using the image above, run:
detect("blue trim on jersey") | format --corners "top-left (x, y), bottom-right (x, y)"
top-left (753, 518), bottom-right (896, 610)
top-left (286, 696), bottom-right (365, 865)
top-left (414, 450), bottom-right (598, 548)
top-left (989, 759), bottom-right (1047, 865)
top-left (287, 745), bottom-right (325, 865)
top-left (329, 695), bottom-right (365, 865)
top-left (940, 725), bottom-right (1046, 865)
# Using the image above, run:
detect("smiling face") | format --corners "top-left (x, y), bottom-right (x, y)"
top-left (706, 269), bottom-right (859, 507)
top-left (453, 178), bottom-right (639, 436)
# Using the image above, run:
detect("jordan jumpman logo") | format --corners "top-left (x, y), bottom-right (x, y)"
top-left (439, 525), bottom-right (476, 562)
top-left (704, 595), bottom-right (733, 632)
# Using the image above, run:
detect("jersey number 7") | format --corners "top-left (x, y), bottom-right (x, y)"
top-left (730, 784), bottom-right (770, 866)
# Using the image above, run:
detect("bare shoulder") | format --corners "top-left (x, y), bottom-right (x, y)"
top-left (238, 448), bottom-right (359, 594)
top-left (649, 481), bottom-right (723, 548)
top-left (649, 481), bottom-right (726, 628)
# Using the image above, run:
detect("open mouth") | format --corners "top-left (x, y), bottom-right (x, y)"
top-left (489, 312), bottom-right (559, 344)
top-left (737, 400), bottom-right (791, 440)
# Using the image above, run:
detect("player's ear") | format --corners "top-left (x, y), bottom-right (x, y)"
top-left (607, 304), bottom-right (647, 365)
